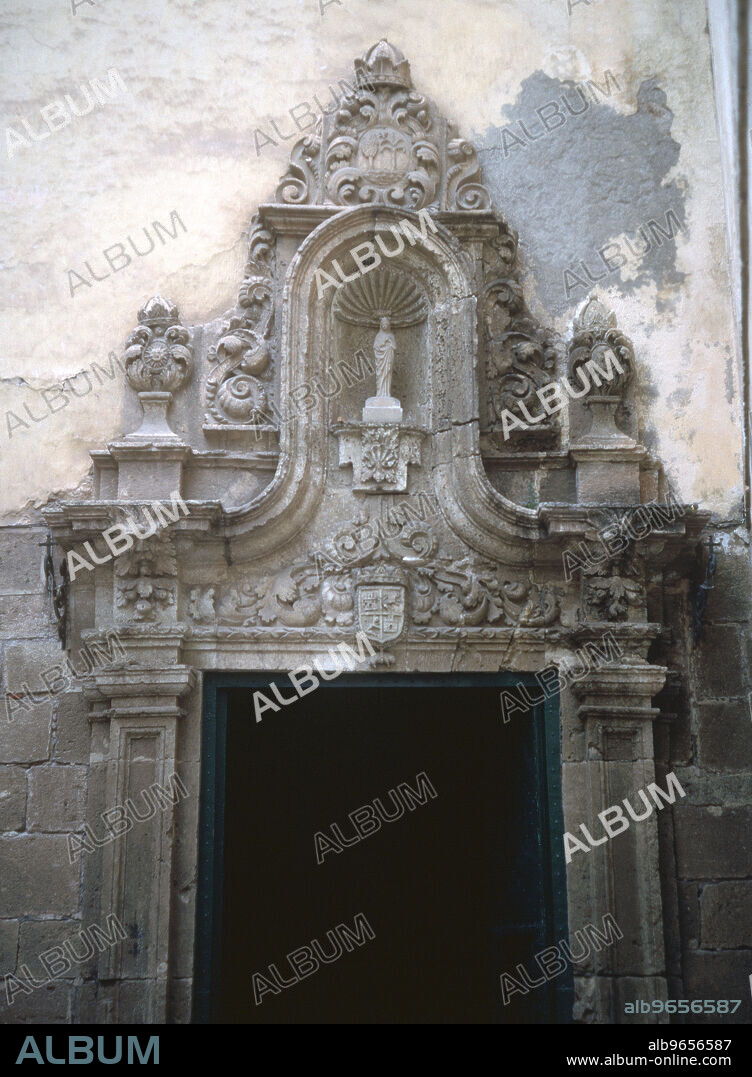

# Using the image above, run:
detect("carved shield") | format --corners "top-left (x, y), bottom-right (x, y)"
top-left (357, 584), bottom-right (405, 645)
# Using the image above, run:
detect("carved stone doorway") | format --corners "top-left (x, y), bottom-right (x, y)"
top-left (47, 42), bottom-right (706, 1023)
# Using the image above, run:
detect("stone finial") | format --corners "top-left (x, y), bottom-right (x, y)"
top-left (123, 296), bottom-right (193, 441)
top-left (573, 296), bottom-right (616, 333)
top-left (569, 296), bottom-right (634, 401)
top-left (124, 296), bottom-right (193, 395)
top-left (568, 297), bottom-right (643, 503)
top-left (354, 40), bottom-right (412, 90)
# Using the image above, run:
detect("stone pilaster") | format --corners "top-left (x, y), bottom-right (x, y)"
top-left (569, 652), bottom-right (670, 1022)
top-left (79, 657), bottom-right (196, 1024)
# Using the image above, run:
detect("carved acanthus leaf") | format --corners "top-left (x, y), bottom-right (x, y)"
top-left (476, 220), bottom-right (562, 445)
top-left (206, 215), bottom-right (276, 426)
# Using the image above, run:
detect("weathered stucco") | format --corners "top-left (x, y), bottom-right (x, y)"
top-left (0, 0), bottom-right (744, 519)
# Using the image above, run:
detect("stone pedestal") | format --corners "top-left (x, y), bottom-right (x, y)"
top-left (363, 396), bottom-right (403, 423)
top-left (108, 442), bottom-right (191, 501)
top-left (570, 443), bottom-right (646, 505)
top-left (129, 391), bottom-right (182, 442)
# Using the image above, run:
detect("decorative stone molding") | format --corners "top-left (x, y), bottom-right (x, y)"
top-left (207, 513), bottom-right (562, 661)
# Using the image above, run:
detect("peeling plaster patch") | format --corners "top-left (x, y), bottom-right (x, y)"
top-left (474, 73), bottom-right (686, 315)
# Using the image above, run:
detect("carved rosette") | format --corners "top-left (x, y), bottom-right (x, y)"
top-left (333, 422), bottom-right (424, 493)
top-left (276, 40), bottom-right (491, 212)
top-left (125, 296), bottom-right (192, 393)
top-left (205, 215), bottom-right (276, 431)
top-left (361, 426), bottom-right (400, 484)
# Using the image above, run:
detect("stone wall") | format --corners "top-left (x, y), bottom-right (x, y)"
top-left (671, 532), bottom-right (752, 1023)
top-left (0, 528), bottom-right (87, 1022)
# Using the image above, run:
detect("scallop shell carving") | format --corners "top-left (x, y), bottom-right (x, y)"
top-left (333, 268), bottom-right (428, 328)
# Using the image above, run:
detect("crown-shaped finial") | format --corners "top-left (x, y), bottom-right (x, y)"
top-left (138, 295), bottom-right (180, 329)
top-left (574, 296), bottom-right (617, 333)
top-left (354, 40), bottom-right (412, 90)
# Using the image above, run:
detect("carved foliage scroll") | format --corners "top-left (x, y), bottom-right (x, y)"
top-left (481, 228), bottom-right (561, 446)
top-left (275, 40), bottom-right (491, 212)
top-left (205, 216), bottom-right (276, 427)
top-left (200, 512), bottom-right (561, 636)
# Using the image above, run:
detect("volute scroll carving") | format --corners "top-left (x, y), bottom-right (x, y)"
top-left (480, 228), bottom-right (562, 447)
top-left (205, 215), bottom-right (277, 430)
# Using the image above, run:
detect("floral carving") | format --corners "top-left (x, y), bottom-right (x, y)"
top-left (116, 578), bottom-right (175, 623)
top-left (361, 426), bottom-right (400, 485)
top-left (583, 576), bottom-right (643, 621)
top-left (577, 507), bottom-right (646, 622)
top-left (115, 533), bottom-right (177, 623)
top-left (569, 297), bottom-right (634, 401)
top-left (124, 296), bottom-right (192, 394)
top-left (209, 510), bottom-right (560, 635)
top-left (481, 228), bottom-right (561, 445)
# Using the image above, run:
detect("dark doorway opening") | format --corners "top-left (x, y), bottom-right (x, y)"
top-left (195, 674), bottom-right (569, 1024)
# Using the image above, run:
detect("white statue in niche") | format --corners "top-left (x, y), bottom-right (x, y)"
top-left (332, 266), bottom-right (429, 424)
top-left (374, 317), bottom-right (396, 398)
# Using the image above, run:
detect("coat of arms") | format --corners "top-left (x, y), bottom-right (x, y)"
top-left (356, 563), bottom-right (406, 647)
